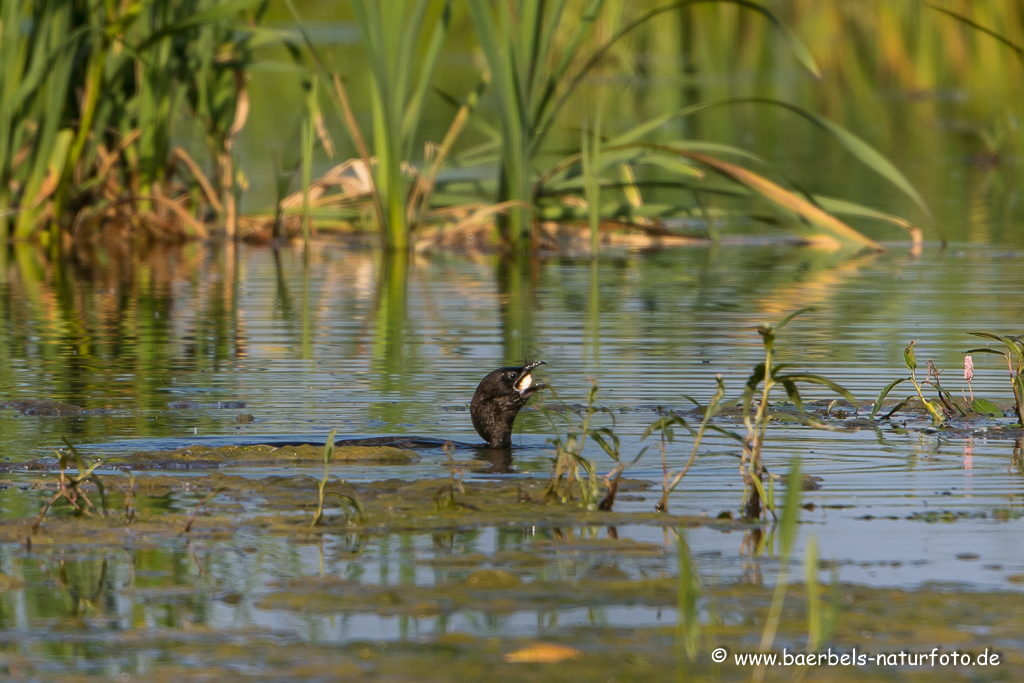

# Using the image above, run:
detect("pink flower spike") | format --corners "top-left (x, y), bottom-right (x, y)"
top-left (964, 355), bottom-right (974, 382)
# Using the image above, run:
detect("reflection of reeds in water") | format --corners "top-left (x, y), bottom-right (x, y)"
top-left (0, 243), bottom-right (244, 439)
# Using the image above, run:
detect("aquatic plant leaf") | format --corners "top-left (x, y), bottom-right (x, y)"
top-left (781, 373), bottom-right (857, 408)
top-left (967, 332), bottom-right (1003, 342)
top-left (641, 413), bottom-right (689, 441)
top-left (813, 195), bottom-right (925, 242)
top-left (589, 427), bottom-right (620, 462)
top-left (610, 94), bottom-right (926, 220)
top-left (903, 344), bottom-right (917, 372)
top-left (964, 347), bottom-right (1008, 357)
top-left (971, 398), bottom-right (1002, 417)
top-left (135, 0), bottom-right (264, 51)
top-left (740, 98), bottom-right (929, 216)
top-left (882, 398), bottom-right (911, 420)
top-left (775, 307), bottom-right (815, 332)
top-left (871, 377), bottom-right (908, 417)
top-left (534, 0), bottom-right (821, 158)
top-left (746, 363), bottom-right (767, 392)
top-left (781, 379), bottom-right (803, 412)
top-left (999, 337), bottom-right (1024, 363)
top-left (677, 533), bottom-right (700, 661)
top-left (323, 428), bottom-right (338, 465)
top-left (747, 471), bottom-right (770, 518)
top-left (324, 491), bottom-right (369, 523)
top-left (707, 425), bottom-right (746, 444)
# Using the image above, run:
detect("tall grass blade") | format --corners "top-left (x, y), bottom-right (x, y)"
top-left (681, 151), bottom-right (882, 252)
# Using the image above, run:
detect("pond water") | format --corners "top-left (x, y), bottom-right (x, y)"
top-left (1, 241), bottom-right (1023, 681)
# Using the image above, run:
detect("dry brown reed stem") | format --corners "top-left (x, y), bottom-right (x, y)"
top-left (331, 72), bottom-right (386, 234)
top-left (170, 147), bottom-right (223, 214)
top-left (407, 81), bottom-right (480, 229)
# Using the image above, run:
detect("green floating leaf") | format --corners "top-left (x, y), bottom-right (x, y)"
top-left (971, 398), bottom-right (1002, 417)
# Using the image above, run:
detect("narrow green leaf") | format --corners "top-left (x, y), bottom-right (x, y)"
top-left (964, 347), bottom-right (1009, 357)
top-left (781, 379), bottom-right (803, 412)
top-left (135, 0), bottom-right (263, 51)
top-left (930, 5), bottom-right (1024, 66)
top-left (707, 424), bottom-right (747, 444)
top-left (780, 373), bottom-right (857, 408)
top-left (589, 427), bottom-right (621, 461)
top-left (736, 98), bottom-right (928, 216)
top-left (871, 377), bottom-right (908, 418)
top-left (680, 151), bottom-right (882, 252)
top-left (323, 428), bottom-right (338, 465)
top-left (746, 362), bottom-right (767, 392)
top-left (775, 308), bottom-right (815, 332)
top-left (999, 337), bottom-right (1024, 363)
top-left (805, 535), bottom-right (821, 652)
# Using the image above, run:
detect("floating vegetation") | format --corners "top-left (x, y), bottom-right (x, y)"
top-left (871, 332), bottom-right (1024, 427)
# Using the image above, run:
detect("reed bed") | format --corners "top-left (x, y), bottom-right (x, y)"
top-left (0, 0), bottom-right (267, 243)
top-left (3, 1), bottom-right (1022, 252)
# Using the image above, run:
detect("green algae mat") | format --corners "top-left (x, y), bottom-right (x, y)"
top-left (0, 443), bottom-right (1020, 682)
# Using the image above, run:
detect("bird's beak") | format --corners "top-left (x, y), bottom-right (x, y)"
top-left (515, 360), bottom-right (546, 396)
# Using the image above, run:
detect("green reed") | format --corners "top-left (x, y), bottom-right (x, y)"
top-left (285, 0), bottom-right (455, 250)
top-left (1, 0), bottom-right (265, 242)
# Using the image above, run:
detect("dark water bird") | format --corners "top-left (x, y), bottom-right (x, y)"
top-left (471, 361), bottom-right (546, 448)
top-left (261, 361), bottom-right (546, 452)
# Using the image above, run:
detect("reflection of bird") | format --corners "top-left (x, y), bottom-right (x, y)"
top-left (471, 361), bottom-right (546, 448)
